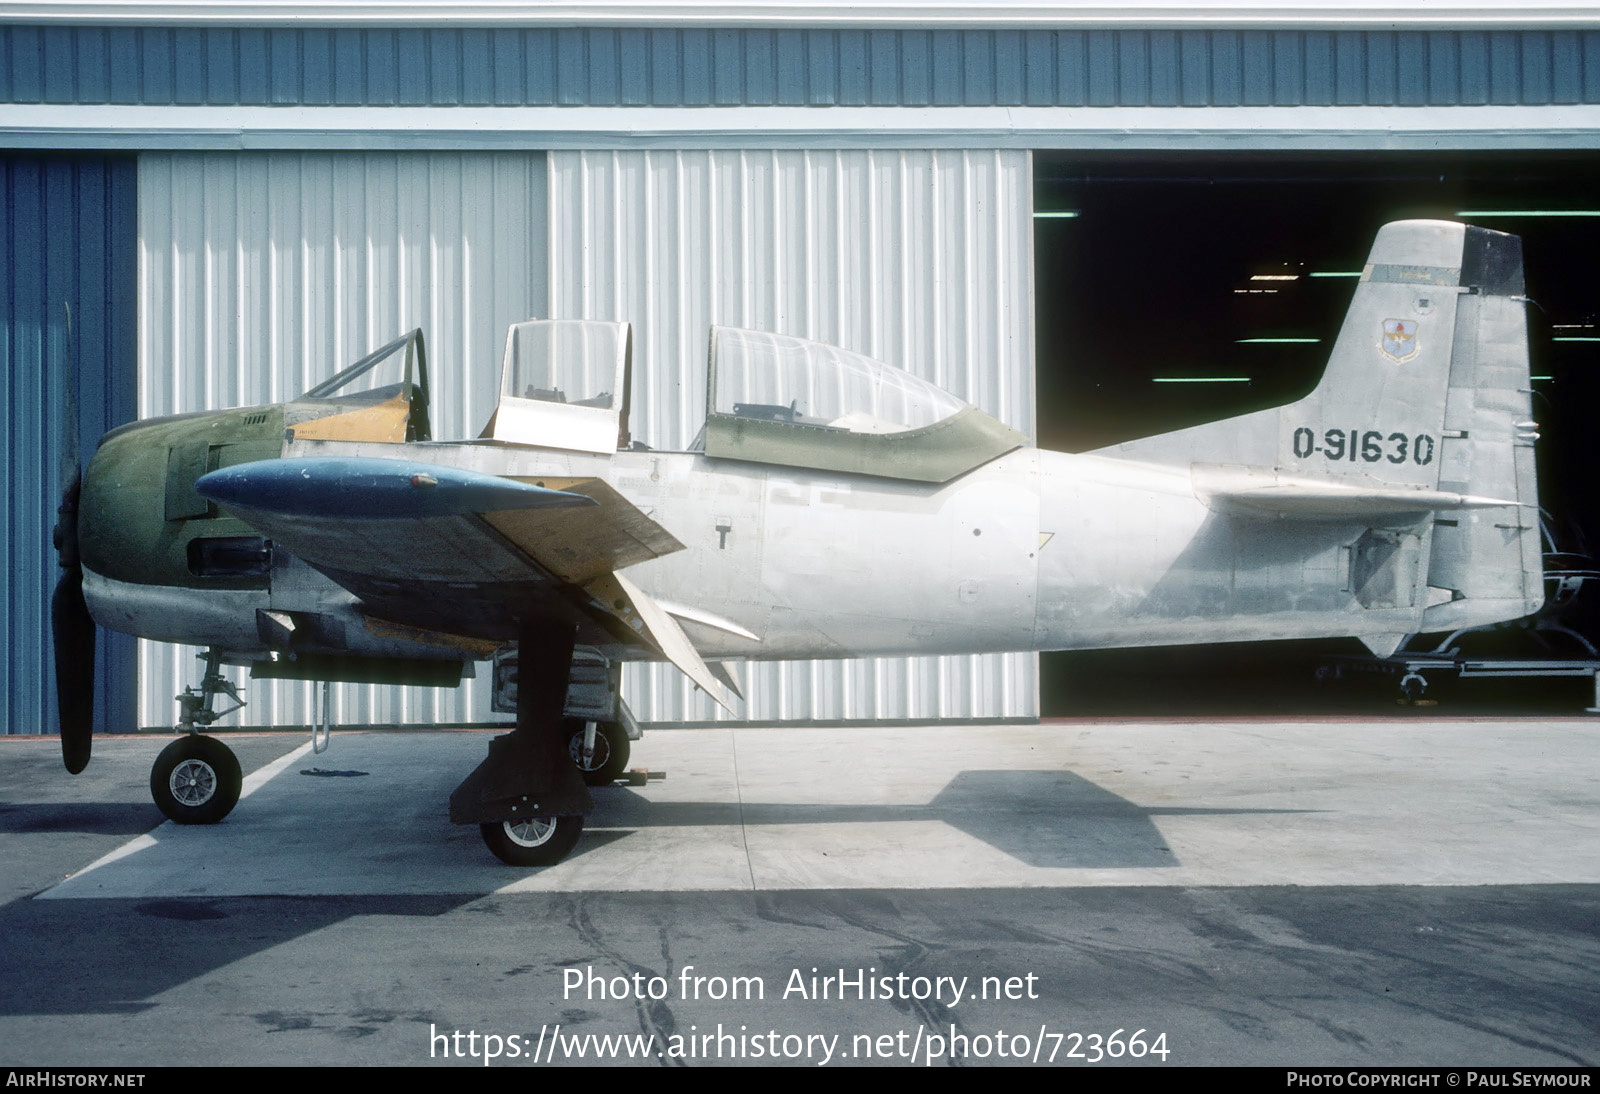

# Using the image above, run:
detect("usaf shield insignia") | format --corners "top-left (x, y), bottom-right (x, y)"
top-left (1380, 318), bottom-right (1419, 363)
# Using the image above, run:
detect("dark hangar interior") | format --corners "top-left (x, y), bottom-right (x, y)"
top-left (1032, 151), bottom-right (1600, 715)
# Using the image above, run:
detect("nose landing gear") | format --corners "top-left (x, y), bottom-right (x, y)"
top-left (154, 649), bottom-right (246, 824)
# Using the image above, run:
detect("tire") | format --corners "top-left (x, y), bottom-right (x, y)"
top-left (479, 814), bottom-right (584, 866)
top-left (565, 718), bottom-right (631, 786)
top-left (150, 735), bottom-right (243, 825)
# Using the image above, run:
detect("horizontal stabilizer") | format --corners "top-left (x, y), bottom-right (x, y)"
top-left (1193, 465), bottom-right (1515, 521)
top-left (1208, 485), bottom-right (1517, 520)
top-left (197, 457), bottom-right (596, 519)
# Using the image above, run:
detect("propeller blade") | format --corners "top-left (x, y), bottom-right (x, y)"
top-left (52, 560), bottom-right (94, 775)
top-left (52, 303), bottom-right (93, 773)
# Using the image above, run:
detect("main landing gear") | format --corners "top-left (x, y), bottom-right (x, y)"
top-left (152, 649), bottom-right (246, 824)
top-left (451, 624), bottom-right (594, 866)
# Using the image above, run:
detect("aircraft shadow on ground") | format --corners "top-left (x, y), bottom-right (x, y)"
top-left (0, 802), bottom-right (165, 836)
top-left (0, 892), bottom-right (475, 1018)
top-left (590, 769), bottom-right (1316, 869)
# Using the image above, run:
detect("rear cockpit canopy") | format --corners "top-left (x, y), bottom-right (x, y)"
top-left (702, 327), bottom-right (1026, 483)
top-left (709, 327), bottom-right (966, 435)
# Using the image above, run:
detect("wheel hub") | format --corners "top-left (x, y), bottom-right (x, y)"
top-left (568, 732), bottom-right (610, 771)
top-left (504, 817), bottom-right (557, 848)
top-left (169, 759), bottom-right (217, 807)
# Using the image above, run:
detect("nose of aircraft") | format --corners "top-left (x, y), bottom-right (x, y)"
top-left (78, 405), bottom-right (287, 589)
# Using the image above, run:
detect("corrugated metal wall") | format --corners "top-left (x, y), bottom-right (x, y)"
top-left (548, 148), bottom-right (1037, 723)
top-left (137, 151), bottom-right (546, 728)
top-left (4, 26), bottom-right (1597, 109)
top-left (2, 155), bottom-right (138, 737)
top-left (136, 147), bottom-right (1037, 727)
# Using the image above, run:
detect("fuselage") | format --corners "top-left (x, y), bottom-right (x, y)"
top-left (79, 406), bottom-right (1381, 667)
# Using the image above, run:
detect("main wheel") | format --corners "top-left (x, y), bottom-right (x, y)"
top-left (565, 719), bottom-right (631, 786)
top-left (480, 814), bottom-right (584, 866)
top-left (150, 735), bottom-right (243, 824)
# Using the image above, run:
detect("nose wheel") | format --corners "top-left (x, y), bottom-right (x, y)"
top-left (150, 734), bottom-right (243, 824)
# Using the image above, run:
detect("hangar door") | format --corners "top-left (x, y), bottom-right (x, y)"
top-left (137, 149), bottom-right (1035, 727)
top-left (137, 152), bottom-right (547, 729)
top-left (548, 149), bottom-right (1037, 724)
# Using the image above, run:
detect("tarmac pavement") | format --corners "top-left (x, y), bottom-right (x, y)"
top-left (2, 720), bottom-right (1596, 1067)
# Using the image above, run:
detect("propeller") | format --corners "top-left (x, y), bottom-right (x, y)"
top-left (52, 303), bottom-right (94, 773)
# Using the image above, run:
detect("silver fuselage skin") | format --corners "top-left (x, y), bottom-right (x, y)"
top-left (83, 434), bottom-right (1392, 663)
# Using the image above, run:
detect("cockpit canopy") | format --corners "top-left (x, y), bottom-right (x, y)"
top-left (702, 327), bottom-right (1026, 483)
top-left (479, 319), bottom-right (1026, 482)
top-left (708, 328), bottom-right (966, 435)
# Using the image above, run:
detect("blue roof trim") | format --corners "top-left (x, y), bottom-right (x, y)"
top-left (2, 26), bottom-right (1596, 108)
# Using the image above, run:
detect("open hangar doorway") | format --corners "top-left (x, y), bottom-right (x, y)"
top-left (1033, 151), bottom-right (1600, 716)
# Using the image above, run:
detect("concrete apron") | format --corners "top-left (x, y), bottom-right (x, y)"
top-left (35, 720), bottom-right (1600, 898)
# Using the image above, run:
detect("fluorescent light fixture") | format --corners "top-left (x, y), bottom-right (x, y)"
top-left (1250, 274), bottom-right (1299, 281)
top-left (1236, 338), bottom-right (1321, 344)
top-left (1552, 324), bottom-right (1594, 329)
top-left (1233, 289), bottom-right (1279, 294)
top-left (1152, 377), bottom-right (1251, 383)
top-left (1309, 271), bottom-right (1362, 278)
top-left (1454, 210), bottom-right (1600, 218)
top-left (1553, 336), bottom-right (1600, 342)
top-left (1033, 211), bottom-right (1080, 219)
top-left (1531, 375), bottom-right (1555, 381)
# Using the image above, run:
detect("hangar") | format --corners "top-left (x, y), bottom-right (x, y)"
top-left (4, 2), bottom-right (1598, 737)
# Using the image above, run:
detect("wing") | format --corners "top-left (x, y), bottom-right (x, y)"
top-left (195, 455), bottom-right (736, 711)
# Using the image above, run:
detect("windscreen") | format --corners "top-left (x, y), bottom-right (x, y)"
top-left (502, 321), bottom-right (620, 410)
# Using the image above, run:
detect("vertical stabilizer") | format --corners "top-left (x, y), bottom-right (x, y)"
top-left (1095, 220), bottom-right (1543, 644)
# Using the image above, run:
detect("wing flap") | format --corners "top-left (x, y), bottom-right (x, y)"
top-left (583, 571), bottom-right (736, 714)
top-left (482, 477), bottom-right (684, 585)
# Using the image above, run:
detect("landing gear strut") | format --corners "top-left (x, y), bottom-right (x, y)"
top-left (451, 624), bottom-right (593, 866)
top-left (175, 649), bottom-right (246, 732)
top-left (154, 648), bottom-right (245, 824)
